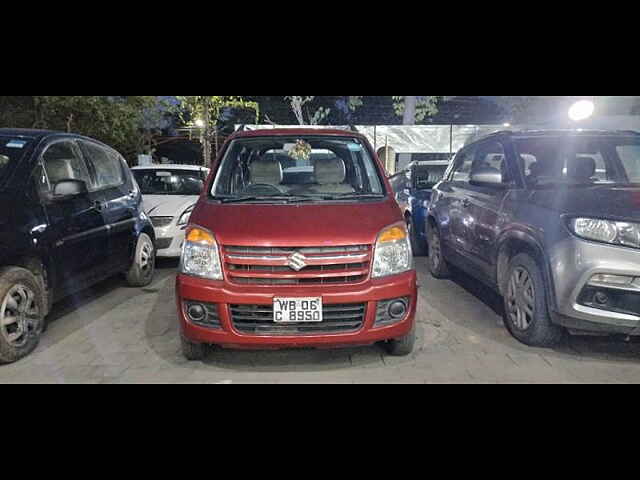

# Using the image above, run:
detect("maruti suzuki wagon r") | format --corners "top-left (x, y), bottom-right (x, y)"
top-left (176, 129), bottom-right (418, 360)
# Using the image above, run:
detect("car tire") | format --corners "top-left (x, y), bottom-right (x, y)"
top-left (385, 323), bottom-right (416, 356)
top-left (408, 218), bottom-right (427, 257)
top-left (427, 223), bottom-right (450, 279)
top-left (503, 253), bottom-right (564, 348)
top-left (126, 233), bottom-right (156, 288)
top-left (0, 267), bottom-right (46, 364)
top-left (181, 336), bottom-right (207, 361)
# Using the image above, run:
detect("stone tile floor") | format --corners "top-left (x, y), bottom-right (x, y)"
top-left (2, 259), bottom-right (640, 384)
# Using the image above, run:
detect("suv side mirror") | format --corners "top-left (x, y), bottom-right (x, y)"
top-left (470, 168), bottom-right (505, 188)
top-left (52, 179), bottom-right (89, 201)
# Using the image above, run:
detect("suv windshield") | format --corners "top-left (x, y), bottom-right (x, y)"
top-left (0, 136), bottom-right (31, 188)
top-left (516, 136), bottom-right (640, 187)
top-left (212, 136), bottom-right (385, 202)
top-left (133, 169), bottom-right (206, 196)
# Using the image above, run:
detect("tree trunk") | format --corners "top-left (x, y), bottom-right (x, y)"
top-left (201, 97), bottom-right (213, 166)
top-left (398, 96), bottom-right (417, 170)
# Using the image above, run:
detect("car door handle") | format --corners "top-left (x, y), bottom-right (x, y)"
top-left (462, 198), bottom-right (471, 208)
top-left (92, 201), bottom-right (105, 213)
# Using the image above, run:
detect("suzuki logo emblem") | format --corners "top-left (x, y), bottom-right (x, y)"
top-left (287, 252), bottom-right (307, 271)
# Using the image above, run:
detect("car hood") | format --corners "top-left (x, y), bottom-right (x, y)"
top-left (530, 185), bottom-right (640, 222)
top-left (190, 199), bottom-right (402, 246)
top-left (143, 195), bottom-right (199, 217)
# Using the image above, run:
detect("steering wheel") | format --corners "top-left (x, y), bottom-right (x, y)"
top-left (241, 184), bottom-right (284, 196)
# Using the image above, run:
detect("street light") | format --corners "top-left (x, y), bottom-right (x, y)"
top-left (194, 119), bottom-right (205, 128)
top-left (568, 100), bottom-right (595, 122)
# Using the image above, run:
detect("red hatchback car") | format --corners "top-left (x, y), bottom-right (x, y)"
top-left (176, 129), bottom-right (418, 360)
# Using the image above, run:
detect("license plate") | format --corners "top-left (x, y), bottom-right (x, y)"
top-left (273, 297), bottom-right (323, 323)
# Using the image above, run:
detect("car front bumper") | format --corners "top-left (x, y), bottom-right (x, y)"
top-left (550, 237), bottom-right (640, 335)
top-left (153, 225), bottom-right (186, 258)
top-left (176, 270), bottom-right (418, 349)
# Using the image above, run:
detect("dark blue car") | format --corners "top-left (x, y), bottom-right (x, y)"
top-left (389, 160), bottom-right (451, 256)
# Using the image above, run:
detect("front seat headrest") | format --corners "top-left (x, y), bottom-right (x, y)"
top-left (567, 156), bottom-right (596, 181)
top-left (314, 158), bottom-right (346, 185)
top-left (249, 158), bottom-right (283, 185)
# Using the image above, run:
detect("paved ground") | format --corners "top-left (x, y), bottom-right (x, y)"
top-left (3, 258), bottom-right (640, 384)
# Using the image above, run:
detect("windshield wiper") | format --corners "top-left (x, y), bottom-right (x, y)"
top-left (218, 196), bottom-right (316, 204)
top-left (322, 193), bottom-right (386, 200)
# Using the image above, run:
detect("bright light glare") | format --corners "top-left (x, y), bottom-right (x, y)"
top-left (194, 119), bottom-right (205, 128)
top-left (568, 100), bottom-right (595, 122)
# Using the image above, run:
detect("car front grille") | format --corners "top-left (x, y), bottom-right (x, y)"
top-left (223, 245), bottom-right (372, 285)
top-left (230, 303), bottom-right (366, 336)
top-left (150, 216), bottom-right (173, 228)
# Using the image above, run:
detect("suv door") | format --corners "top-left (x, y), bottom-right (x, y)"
top-left (39, 139), bottom-right (110, 294)
top-left (442, 147), bottom-right (476, 259)
top-left (80, 140), bottom-right (137, 273)
top-left (464, 140), bottom-right (513, 280)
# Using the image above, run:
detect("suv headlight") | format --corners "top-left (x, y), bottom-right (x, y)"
top-left (177, 205), bottom-right (195, 226)
top-left (179, 226), bottom-right (223, 280)
top-left (569, 218), bottom-right (640, 249)
top-left (372, 224), bottom-right (413, 278)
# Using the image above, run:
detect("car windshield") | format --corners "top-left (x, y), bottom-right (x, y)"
top-left (0, 136), bottom-right (31, 188)
top-left (133, 169), bottom-right (206, 196)
top-left (516, 136), bottom-right (640, 187)
top-left (212, 136), bottom-right (385, 203)
top-left (414, 165), bottom-right (449, 189)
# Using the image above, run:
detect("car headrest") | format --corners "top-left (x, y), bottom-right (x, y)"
top-left (315, 158), bottom-right (346, 185)
top-left (249, 158), bottom-right (283, 185)
top-left (567, 156), bottom-right (596, 180)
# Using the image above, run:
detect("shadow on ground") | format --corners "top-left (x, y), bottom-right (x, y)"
top-left (442, 264), bottom-right (640, 362)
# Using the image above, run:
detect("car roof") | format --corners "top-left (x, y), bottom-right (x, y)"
top-left (470, 129), bottom-right (640, 145)
top-left (131, 164), bottom-right (209, 171)
top-left (0, 128), bottom-right (64, 141)
top-left (228, 128), bottom-right (364, 141)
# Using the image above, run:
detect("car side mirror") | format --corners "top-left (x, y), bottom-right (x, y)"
top-left (470, 168), bottom-right (506, 188)
top-left (51, 179), bottom-right (89, 201)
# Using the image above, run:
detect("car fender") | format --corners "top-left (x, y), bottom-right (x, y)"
top-left (495, 228), bottom-right (558, 311)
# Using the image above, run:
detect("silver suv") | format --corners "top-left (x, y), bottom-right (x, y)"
top-left (427, 130), bottom-right (640, 347)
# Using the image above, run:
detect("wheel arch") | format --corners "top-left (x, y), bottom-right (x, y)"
top-left (495, 231), bottom-right (558, 312)
top-left (2, 255), bottom-right (54, 315)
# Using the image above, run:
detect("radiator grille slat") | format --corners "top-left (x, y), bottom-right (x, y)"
top-left (223, 244), bottom-right (372, 286)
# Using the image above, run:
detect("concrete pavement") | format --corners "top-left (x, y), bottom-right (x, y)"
top-left (2, 258), bottom-right (640, 383)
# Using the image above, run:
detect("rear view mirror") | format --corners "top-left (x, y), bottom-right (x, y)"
top-left (470, 168), bottom-right (505, 188)
top-left (52, 179), bottom-right (88, 200)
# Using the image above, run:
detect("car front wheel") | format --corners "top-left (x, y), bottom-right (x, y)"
top-left (0, 267), bottom-right (46, 364)
top-left (503, 253), bottom-right (564, 347)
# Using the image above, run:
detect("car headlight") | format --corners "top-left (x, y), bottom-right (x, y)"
top-left (569, 218), bottom-right (640, 249)
top-left (177, 205), bottom-right (195, 226)
top-left (179, 226), bottom-right (223, 280)
top-left (372, 224), bottom-right (413, 278)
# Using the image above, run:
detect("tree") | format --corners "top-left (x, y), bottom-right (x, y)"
top-left (175, 96), bottom-right (259, 165)
top-left (0, 96), bottom-right (158, 162)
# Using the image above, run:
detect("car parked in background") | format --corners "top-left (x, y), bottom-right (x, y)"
top-left (427, 129), bottom-right (640, 347)
top-left (132, 165), bottom-right (209, 258)
top-left (389, 160), bottom-right (451, 256)
top-left (0, 129), bottom-right (156, 364)
top-left (176, 129), bottom-right (417, 360)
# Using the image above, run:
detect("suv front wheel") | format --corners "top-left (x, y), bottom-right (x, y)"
top-left (503, 253), bottom-right (564, 347)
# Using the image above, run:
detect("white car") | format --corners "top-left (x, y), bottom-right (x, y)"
top-left (131, 164), bottom-right (210, 258)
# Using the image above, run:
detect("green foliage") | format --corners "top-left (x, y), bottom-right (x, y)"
top-left (174, 96), bottom-right (259, 165)
top-left (0, 96), bottom-right (157, 162)
top-left (392, 96), bottom-right (442, 122)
